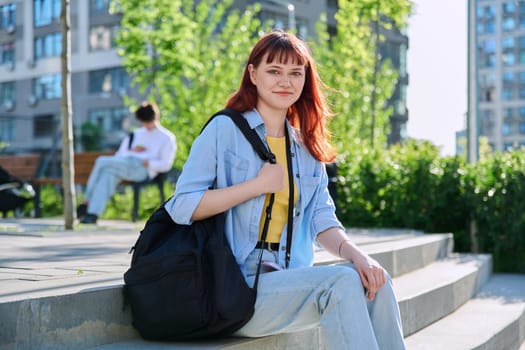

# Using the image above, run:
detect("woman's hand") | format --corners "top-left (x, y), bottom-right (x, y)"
top-left (317, 227), bottom-right (387, 301)
top-left (351, 252), bottom-right (386, 301)
top-left (255, 162), bottom-right (285, 194)
top-left (191, 162), bottom-right (284, 221)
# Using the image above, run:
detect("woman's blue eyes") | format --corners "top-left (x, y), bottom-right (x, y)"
top-left (268, 70), bottom-right (302, 76)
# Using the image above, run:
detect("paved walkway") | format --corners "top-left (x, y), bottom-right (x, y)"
top-left (0, 217), bottom-right (422, 305)
top-left (0, 217), bottom-right (143, 303)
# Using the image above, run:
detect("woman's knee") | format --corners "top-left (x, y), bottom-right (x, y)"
top-left (95, 155), bottom-right (113, 166)
top-left (327, 265), bottom-right (365, 297)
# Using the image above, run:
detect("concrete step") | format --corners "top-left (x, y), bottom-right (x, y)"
top-left (89, 252), bottom-right (493, 350)
top-left (0, 233), bottom-right (485, 350)
top-left (395, 253), bottom-right (492, 336)
top-left (318, 233), bottom-right (454, 277)
top-left (405, 274), bottom-right (525, 350)
top-left (0, 232), bottom-right (452, 350)
top-left (90, 329), bottom-right (322, 350)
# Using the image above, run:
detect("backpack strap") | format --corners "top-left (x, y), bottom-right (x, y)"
top-left (128, 132), bottom-right (134, 150)
top-left (203, 109), bottom-right (276, 164)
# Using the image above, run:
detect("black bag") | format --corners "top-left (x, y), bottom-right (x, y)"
top-left (0, 166), bottom-right (35, 214)
top-left (123, 109), bottom-right (276, 341)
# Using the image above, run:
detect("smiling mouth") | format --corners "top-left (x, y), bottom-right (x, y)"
top-left (275, 91), bottom-right (293, 96)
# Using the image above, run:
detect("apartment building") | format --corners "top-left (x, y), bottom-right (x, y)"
top-left (0, 0), bottom-right (408, 155)
top-left (468, 0), bottom-right (525, 156)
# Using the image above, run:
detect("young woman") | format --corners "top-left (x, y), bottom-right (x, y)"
top-left (165, 31), bottom-right (405, 350)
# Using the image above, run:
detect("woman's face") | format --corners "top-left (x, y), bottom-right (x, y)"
top-left (248, 54), bottom-right (306, 114)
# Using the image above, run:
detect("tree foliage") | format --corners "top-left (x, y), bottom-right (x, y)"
top-left (114, 0), bottom-right (412, 167)
top-left (114, 0), bottom-right (262, 168)
top-left (311, 0), bottom-right (412, 152)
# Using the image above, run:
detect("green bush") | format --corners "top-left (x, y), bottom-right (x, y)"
top-left (38, 182), bottom-right (174, 221)
top-left (468, 152), bottom-right (525, 272)
top-left (336, 141), bottom-right (525, 273)
top-left (104, 182), bottom-right (175, 221)
top-left (80, 121), bottom-right (103, 151)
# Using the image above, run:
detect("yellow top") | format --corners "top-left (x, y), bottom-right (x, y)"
top-left (258, 136), bottom-right (298, 243)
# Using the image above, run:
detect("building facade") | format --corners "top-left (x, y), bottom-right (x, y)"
top-left (468, 0), bottom-right (525, 157)
top-left (0, 0), bottom-right (408, 155)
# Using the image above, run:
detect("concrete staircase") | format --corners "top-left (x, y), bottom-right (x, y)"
top-left (1, 230), bottom-right (525, 350)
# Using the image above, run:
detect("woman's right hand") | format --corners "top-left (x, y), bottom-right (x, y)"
top-left (256, 162), bottom-right (285, 194)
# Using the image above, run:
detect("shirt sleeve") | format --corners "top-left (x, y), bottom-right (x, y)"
top-left (165, 119), bottom-right (218, 225)
top-left (311, 162), bottom-right (344, 243)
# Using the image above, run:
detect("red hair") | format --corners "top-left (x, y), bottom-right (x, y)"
top-left (226, 31), bottom-right (336, 163)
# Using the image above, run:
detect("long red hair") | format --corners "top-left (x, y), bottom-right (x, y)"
top-left (226, 31), bottom-right (336, 163)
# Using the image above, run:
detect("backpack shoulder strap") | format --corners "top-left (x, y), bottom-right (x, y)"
top-left (202, 109), bottom-right (276, 164)
top-left (128, 132), bottom-right (134, 150)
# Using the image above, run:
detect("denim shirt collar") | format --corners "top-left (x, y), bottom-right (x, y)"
top-left (244, 108), bottom-right (302, 151)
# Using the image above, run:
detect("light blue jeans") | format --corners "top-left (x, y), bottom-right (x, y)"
top-left (84, 156), bottom-right (148, 216)
top-left (235, 249), bottom-right (406, 350)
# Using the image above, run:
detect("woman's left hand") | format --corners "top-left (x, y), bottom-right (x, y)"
top-left (316, 227), bottom-right (387, 301)
top-left (352, 254), bottom-right (386, 301)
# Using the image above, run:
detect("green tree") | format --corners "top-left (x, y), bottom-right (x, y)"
top-left (114, 0), bottom-right (412, 165)
top-left (312, 1), bottom-right (412, 152)
top-left (114, 0), bottom-right (262, 168)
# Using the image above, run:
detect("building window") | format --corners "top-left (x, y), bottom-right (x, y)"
top-left (505, 108), bottom-right (514, 118)
top-left (520, 1), bottom-right (525, 13)
top-left (503, 36), bottom-right (515, 49)
top-left (502, 87), bottom-right (515, 100)
top-left (89, 25), bottom-right (119, 51)
top-left (502, 123), bottom-right (512, 135)
top-left (89, 67), bottom-right (129, 94)
top-left (520, 14), bottom-right (525, 29)
top-left (520, 106), bottom-right (525, 118)
top-left (33, 114), bottom-right (55, 138)
top-left (0, 81), bottom-right (15, 104)
top-left (503, 71), bottom-right (515, 82)
top-left (1, 41), bottom-right (14, 64)
top-left (486, 20), bottom-right (496, 33)
top-left (33, 74), bottom-right (61, 99)
top-left (503, 52), bottom-right (516, 66)
top-left (477, 22), bottom-right (484, 34)
top-left (480, 109), bottom-right (494, 135)
top-left (521, 51), bottom-right (525, 64)
top-left (90, 0), bottom-right (111, 12)
top-left (477, 5), bottom-right (496, 18)
top-left (0, 3), bottom-right (16, 29)
top-left (0, 118), bottom-right (14, 142)
top-left (88, 107), bottom-right (129, 134)
top-left (34, 0), bottom-right (61, 27)
top-left (520, 87), bottom-right (525, 99)
top-left (503, 2), bottom-right (516, 14)
top-left (34, 32), bottom-right (61, 60)
top-left (502, 17), bottom-right (516, 31)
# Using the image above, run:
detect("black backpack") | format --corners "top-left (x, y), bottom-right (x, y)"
top-left (123, 109), bottom-right (276, 341)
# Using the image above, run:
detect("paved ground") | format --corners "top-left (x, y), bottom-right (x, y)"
top-left (0, 217), bottom-right (144, 303)
top-left (0, 216), bottom-right (422, 304)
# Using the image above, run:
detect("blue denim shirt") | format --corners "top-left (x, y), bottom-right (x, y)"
top-left (164, 109), bottom-right (343, 275)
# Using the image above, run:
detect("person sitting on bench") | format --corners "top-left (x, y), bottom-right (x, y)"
top-left (77, 101), bottom-right (176, 224)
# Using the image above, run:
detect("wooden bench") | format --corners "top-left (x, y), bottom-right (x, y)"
top-left (0, 152), bottom-right (168, 221)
